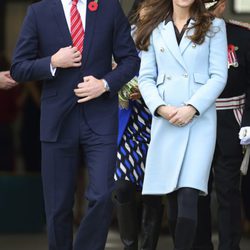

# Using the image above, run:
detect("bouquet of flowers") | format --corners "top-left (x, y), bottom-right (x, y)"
top-left (118, 76), bottom-right (138, 109)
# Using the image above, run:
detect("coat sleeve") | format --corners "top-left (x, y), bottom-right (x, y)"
top-left (10, 6), bottom-right (53, 83)
top-left (186, 18), bottom-right (228, 115)
top-left (138, 34), bottom-right (166, 116)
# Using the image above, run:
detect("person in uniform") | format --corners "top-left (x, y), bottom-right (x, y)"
top-left (192, 1), bottom-right (250, 250)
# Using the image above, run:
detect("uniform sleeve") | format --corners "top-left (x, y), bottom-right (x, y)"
top-left (241, 29), bottom-right (250, 127)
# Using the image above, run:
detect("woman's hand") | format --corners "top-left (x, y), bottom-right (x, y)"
top-left (157, 105), bottom-right (178, 120)
top-left (169, 105), bottom-right (197, 127)
top-left (129, 86), bottom-right (141, 100)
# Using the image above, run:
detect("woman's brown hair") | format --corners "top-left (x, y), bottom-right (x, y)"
top-left (128, 0), bottom-right (146, 25)
top-left (135, 0), bottom-right (214, 51)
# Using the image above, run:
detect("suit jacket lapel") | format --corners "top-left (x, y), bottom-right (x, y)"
top-left (51, 0), bottom-right (72, 46)
top-left (159, 21), bottom-right (187, 71)
top-left (81, 0), bottom-right (98, 69)
top-left (179, 19), bottom-right (195, 55)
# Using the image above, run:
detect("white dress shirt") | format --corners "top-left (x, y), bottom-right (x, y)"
top-left (51, 0), bottom-right (86, 76)
top-left (52, 0), bottom-right (109, 91)
top-left (61, 0), bottom-right (87, 31)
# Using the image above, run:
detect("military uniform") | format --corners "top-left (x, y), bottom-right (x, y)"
top-left (193, 21), bottom-right (250, 250)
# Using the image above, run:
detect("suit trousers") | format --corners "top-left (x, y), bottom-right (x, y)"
top-left (41, 104), bottom-right (117, 250)
top-left (193, 110), bottom-right (242, 250)
top-left (214, 110), bottom-right (242, 250)
top-left (241, 169), bottom-right (250, 220)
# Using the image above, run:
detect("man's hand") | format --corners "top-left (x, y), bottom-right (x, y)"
top-left (74, 76), bottom-right (106, 103)
top-left (0, 71), bottom-right (18, 90)
top-left (51, 46), bottom-right (82, 68)
top-left (169, 105), bottom-right (196, 127)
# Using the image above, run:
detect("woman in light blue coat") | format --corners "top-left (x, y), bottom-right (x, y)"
top-left (136, 0), bottom-right (228, 249)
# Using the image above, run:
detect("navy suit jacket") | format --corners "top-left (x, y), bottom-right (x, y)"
top-left (11, 0), bottom-right (140, 142)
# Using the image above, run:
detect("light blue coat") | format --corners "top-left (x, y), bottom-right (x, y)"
top-left (138, 18), bottom-right (228, 195)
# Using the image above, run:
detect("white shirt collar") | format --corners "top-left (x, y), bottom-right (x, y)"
top-left (61, 0), bottom-right (87, 30)
top-left (64, 0), bottom-right (86, 5)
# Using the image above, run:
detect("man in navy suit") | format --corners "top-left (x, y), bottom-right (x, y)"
top-left (11, 0), bottom-right (140, 249)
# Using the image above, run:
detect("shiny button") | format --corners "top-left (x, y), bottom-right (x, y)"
top-left (183, 73), bottom-right (188, 78)
top-left (160, 47), bottom-right (165, 52)
top-left (192, 44), bottom-right (196, 48)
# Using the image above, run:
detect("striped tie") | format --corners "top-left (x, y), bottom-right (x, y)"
top-left (70, 0), bottom-right (84, 53)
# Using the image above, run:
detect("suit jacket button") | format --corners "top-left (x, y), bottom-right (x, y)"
top-left (160, 47), bottom-right (165, 52)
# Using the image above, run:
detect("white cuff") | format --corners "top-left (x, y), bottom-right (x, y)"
top-left (50, 64), bottom-right (57, 76)
top-left (239, 126), bottom-right (250, 145)
top-left (102, 79), bottom-right (110, 91)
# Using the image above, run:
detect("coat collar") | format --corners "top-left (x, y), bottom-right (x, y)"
top-left (158, 18), bottom-right (196, 70)
top-left (179, 19), bottom-right (196, 55)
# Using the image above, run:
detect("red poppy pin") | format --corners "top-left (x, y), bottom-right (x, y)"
top-left (88, 0), bottom-right (98, 12)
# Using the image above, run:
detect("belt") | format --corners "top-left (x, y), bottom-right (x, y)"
top-left (217, 94), bottom-right (248, 175)
top-left (216, 94), bottom-right (246, 110)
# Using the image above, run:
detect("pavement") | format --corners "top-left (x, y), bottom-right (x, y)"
top-left (0, 228), bottom-right (249, 250)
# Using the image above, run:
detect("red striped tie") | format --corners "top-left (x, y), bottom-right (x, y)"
top-left (70, 0), bottom-right (84, 53)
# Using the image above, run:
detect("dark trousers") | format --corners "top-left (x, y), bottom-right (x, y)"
top-left (242, 169), bottom-right (250, 220)
top-left (41, 105), bottom-right (117, 250)
top-left (193, 110), bottom-right (242, 250)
